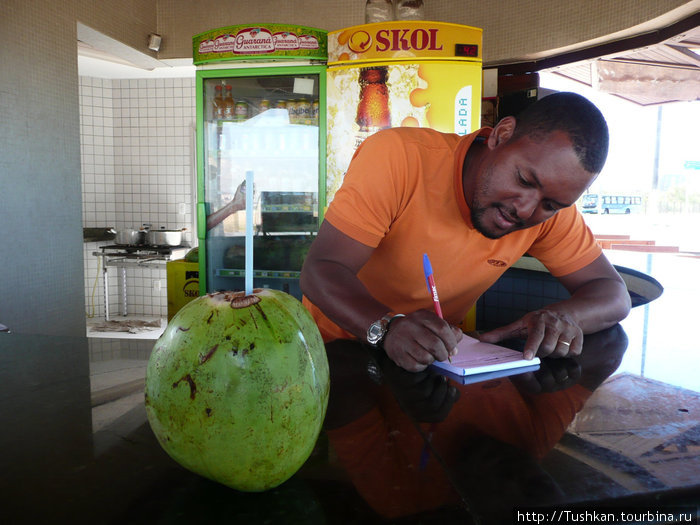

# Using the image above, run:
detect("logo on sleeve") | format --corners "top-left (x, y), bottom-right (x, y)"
top-left (487, 259), bottom-right (507, 267)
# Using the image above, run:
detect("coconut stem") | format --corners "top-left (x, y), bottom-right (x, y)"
top-left (208, 290), bottom-right (263, 308)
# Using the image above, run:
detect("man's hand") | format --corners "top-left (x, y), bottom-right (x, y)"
top-left (510, 357), bottom-right (582, 393)
top-left (382, 310), bottom-right (463, 372)
top-left (477, 308), bottom-right (583, 360)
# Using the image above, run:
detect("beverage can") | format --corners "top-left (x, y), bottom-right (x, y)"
top-left (234, 101), bottom-right (249, 121)
top-left (298, 99), bottom-right (311, 125)
top-left (259, 99), bottom-right (270, 112)
top-left (311, 100), bottom-right (319, 125)
top-left (287, 100), bottom-right (298, 124)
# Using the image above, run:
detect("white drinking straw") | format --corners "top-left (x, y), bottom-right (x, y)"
top-left (245, 170), bottom-right (254, 295)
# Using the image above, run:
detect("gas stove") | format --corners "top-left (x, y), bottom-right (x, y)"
top-left (97, 244), bottom-right (189, 259)
top-left (92, 244), bottom-right (191, 321)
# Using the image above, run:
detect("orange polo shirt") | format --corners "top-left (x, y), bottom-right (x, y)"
top-left (305, 127), bottom-right (601, 341)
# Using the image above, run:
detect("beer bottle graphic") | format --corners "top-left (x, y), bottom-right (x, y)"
top-left (355, 66), bottom-right (391, 148)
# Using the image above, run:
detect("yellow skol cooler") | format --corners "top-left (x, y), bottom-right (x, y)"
top-left (166, 260), bottom-right (200, 321)
top-left (326, 21), bottom-right (482, 204)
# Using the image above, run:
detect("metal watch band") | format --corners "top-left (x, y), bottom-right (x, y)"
top-left (383, 313), bottom-right (405, 331)
top-left (367, 313), bottom-right (405, 346)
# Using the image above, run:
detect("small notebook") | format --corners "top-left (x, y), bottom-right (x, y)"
top-left (431, 334), bottom-right (540, 377)
top-left (433, 362), bottom-right (542, 385)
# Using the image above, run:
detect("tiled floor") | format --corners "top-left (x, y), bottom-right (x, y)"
top-left (89, 343), bottom-right (151, 437)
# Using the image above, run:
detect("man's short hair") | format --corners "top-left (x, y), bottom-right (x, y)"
top-left (511, 92), bottom-right (609, 174)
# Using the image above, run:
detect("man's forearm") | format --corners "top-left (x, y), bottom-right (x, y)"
top-left (300, 260), bottom-right (390, 341)
top-left (549, 278), bottom-right (631, 334)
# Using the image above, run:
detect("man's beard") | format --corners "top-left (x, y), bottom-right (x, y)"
top-left (470, 204), bottom-right (525, 240)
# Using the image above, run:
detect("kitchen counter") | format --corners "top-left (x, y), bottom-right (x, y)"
top-left (1, 325), bottom-right (698, 524)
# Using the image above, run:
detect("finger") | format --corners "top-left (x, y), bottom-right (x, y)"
top-left (551, 333), bottom-right (582, 358)
top-left (394, 313), bottom-right (454, 363)
top-left (509, 371), bottom-right (543, 393)
top-left (424, 375), bottom-right (450, 412)
top-left (403, 372), bottom-right (444, 401)
top-left (416, 327), bottom-right (453, 363)
top-left (478, 320), bottom-right (528, 344)
top-left (523, 318), bottom-right (546, 360)
top-left (551, 364), bottom-right (571, 383)
top-left (403, 339), bottom-right (442, 368)
top-left (385, 344), bottom-right (430, 373)
top-left (425, 318), bottom-right (462, 361)
top-left (545, 359), bottom-right (581, 389)
top-left (449, 325), bottom-right (464, 357)
top-left (397, 356), bottom-right (429, 373)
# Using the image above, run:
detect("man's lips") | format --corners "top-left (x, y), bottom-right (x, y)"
top-left (494, 206), bottom-right (521, 230)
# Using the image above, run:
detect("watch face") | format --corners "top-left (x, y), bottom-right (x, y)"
top-left (367, 320), bottom-right (385, 345)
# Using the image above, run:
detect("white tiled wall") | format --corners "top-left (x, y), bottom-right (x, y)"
top-left (81, 76), bottom-right (196, 321)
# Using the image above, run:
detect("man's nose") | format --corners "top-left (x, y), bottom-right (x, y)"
top-left (514, 192), bottom-right (539, 220)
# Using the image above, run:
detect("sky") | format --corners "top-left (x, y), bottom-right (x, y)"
top-left (539, 72), bottom-right (700, 195)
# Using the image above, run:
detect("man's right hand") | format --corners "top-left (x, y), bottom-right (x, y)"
top-left (382, 310), bottom-right (463, 372)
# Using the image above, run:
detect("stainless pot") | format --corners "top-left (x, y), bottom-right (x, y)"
top-left (146, 228), bottom-right (184, 246)
top-left (115, 229), bottom-right (145, 245)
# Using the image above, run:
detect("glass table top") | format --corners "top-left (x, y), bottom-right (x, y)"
top-left (1, 303), bottom-right (698, 523)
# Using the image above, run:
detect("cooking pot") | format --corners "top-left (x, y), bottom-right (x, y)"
top-left (115, 229), bottom-right (145, 246)
top-left (146, 227), bottom-right (185, 246)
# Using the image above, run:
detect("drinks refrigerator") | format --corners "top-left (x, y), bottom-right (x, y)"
top-left (326, 21), bottom-right (483, 203)
top-left (193, 24), bottom-right (327, 298)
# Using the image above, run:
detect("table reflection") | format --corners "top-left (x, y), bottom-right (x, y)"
top-left (324, 325), bottom-right (630, 522)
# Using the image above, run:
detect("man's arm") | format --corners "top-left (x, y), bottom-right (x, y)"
top-left (478, 254), bottom-right (631, 360)
top-left (206, 180), bottom-right (246, 231)
top-left (300, 221), bottom-right (461, 372)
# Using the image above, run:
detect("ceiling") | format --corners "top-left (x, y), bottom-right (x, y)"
top-left (77, 22), bottom-right (195, 79)
top-left (77, 15), bottom-right (700, 105)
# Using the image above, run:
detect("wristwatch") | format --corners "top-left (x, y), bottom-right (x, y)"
top-left (366, 313), bottom-right (405, 346)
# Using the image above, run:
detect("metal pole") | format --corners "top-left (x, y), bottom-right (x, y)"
top-left (103, 261), bottom-right (110, 321)
top-left (121, 267), bottom-right (128, 316)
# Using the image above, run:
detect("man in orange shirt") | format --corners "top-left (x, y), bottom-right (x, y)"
top-left (300, 92), bottom-right (631, 372)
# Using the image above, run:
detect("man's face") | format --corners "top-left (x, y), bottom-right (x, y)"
top-left (467, 129), bottom-right (596, 239)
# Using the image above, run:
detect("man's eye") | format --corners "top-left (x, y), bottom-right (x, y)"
top-left (517, 172), bottom-right (531, 187)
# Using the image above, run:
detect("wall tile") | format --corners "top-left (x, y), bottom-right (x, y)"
top-left (81, 75), bottom-right (196, 321)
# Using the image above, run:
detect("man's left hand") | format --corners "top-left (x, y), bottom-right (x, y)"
top-left (477, 309), bottom-right (583, 360)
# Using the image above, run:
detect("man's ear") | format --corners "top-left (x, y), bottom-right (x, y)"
top-left (487, 116), bottom-right (516, 149)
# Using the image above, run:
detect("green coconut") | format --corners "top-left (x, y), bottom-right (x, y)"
top-left (144, 288), bottom-right (329, 492)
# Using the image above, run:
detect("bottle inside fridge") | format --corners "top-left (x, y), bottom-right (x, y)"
top-left (212, 84), bottom-right (225, 119)
top-left (223, 84), bottom-right (235, 119)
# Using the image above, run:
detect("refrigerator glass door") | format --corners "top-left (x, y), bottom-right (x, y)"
top-left (198, 68), bottom-right (325, 297)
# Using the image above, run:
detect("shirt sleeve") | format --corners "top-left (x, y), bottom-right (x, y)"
top-left (324, 130), bottom-right (410, 248)
top-left (527, 206), bottom-right (603, 277)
